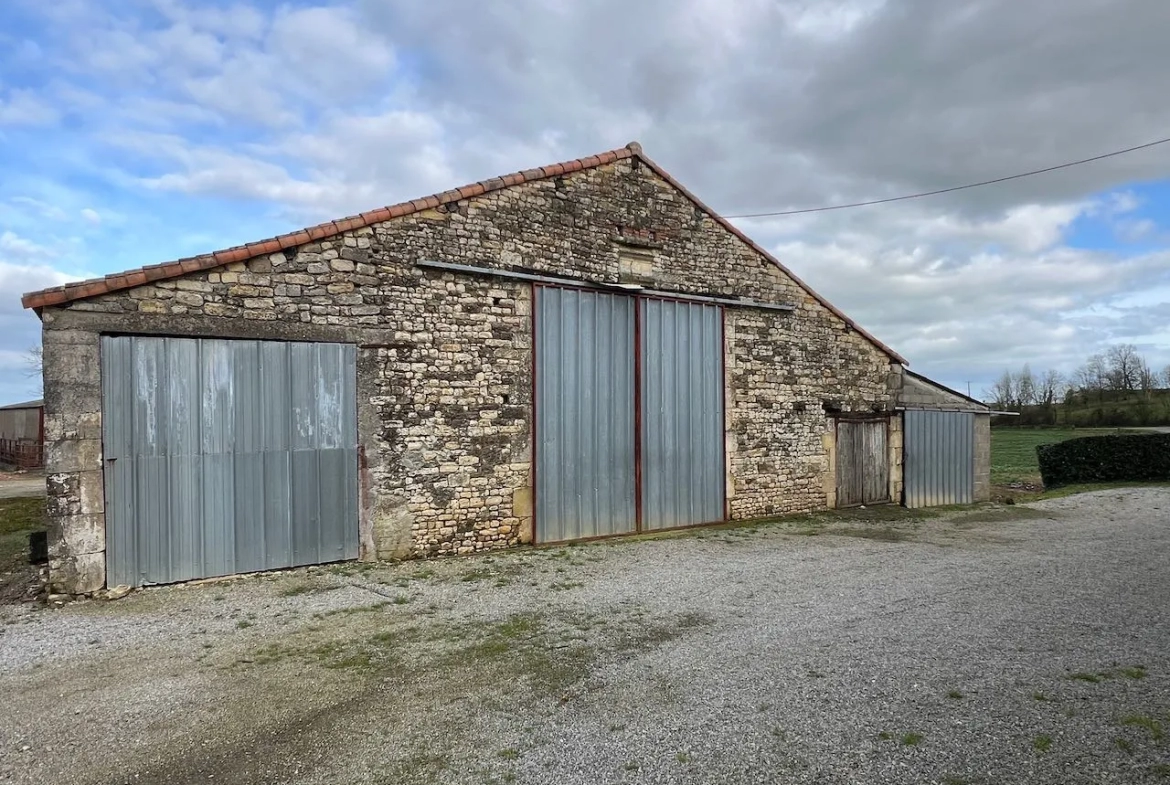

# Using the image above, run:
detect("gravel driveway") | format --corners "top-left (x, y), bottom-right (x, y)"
top-left (2, 489), bottom-right (1169, 784)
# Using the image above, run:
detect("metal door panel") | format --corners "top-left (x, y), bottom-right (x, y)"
top-left (640, 299), bottom-right (725, 530)
top-left (904, 410), bottom-right (974, 508)
top-left (535, 287), bottom-right (637, 542)
top-left (102, 336), bottom-right (358, 586)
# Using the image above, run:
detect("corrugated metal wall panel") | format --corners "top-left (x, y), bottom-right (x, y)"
top-left (535, 287), bottom-right (637, 542)
top-left (640, 299), bottom-right (725, 530)
top-left (102, 336), bottom-right (358, 587)
top-left (903, 409), bottom-right (974, 508)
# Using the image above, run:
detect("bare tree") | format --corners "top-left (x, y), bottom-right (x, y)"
top-left (1074, 354), bottom-right (1108, 402)
top-left (1038, 370), bottom-right (1067, 406)
top-left (1104, 344), bottom-right (1144, 392)
top-left (24, 346), bottom-right (42, 378)
top-left (1017, 364), bottom-right (1036, 406)
top-left (1163, 365), bottom-right (1170, 389)
top-left (986, 370), bottom-right (1019, 409)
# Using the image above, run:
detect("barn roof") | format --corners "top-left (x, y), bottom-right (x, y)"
top-left (21, 142), bottom-right (905, 364)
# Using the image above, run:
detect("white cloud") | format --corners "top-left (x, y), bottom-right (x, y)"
top-left (5, 0), bottom-right (1170, 396)
top-left (0, 89), bottom-right (58, 126)
top-left (80, 208), bottom-right (101, 225)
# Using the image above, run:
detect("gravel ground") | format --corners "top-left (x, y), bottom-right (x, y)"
top-left (2, 488), bottom-right (1170, 784)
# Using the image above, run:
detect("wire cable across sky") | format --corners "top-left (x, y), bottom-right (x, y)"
top-left (725, 135), bottom-right (1170, 219)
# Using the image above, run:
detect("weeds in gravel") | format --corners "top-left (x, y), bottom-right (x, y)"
top-left (392, 594), bottom-right (411, 605)
top-left (1151, 763), bottom-right (1170, 778)
top-left (1116, 737), bottom-right (1134, 754)
top-left (496, 748), bottom-right (519, 760)
top-left (1032, 735), bottom-right (1052, 753)
top-left (675, 752), bottom-right (690, 763)
top-left (623, 761), bottom-right (640, 771)
top-left (1120, 714), bottom-right (1164, 741)
top-left (235, 620), bottom-right (252, 629)
top-left (901, 733), bottom-right (924, 746)
top-left (771, 727), bottom-right (787, 740)
top-left (1068, 672), bottom-right (1102, 683)
top-left (609, 723), bottom-right (626, 732)
top-left (877, 731), bottom-right (893, 741)
top-left (1032, 692), bottom-right (1049, 701)
top-left (946, 690), bottom-right (964, 699)
top-left (278, 584), bottom-right (315, 597)
top-left (1120, 665), bottom-right (1148, 679)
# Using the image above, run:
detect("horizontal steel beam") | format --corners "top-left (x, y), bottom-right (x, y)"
top-left (416, 259), bottom-right (795, 312)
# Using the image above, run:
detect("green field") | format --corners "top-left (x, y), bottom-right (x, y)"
top-left (991, 427), bottom-right (1137, 486)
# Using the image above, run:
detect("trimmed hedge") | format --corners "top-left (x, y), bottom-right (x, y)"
top-left (1036, 433), bottom-right (1170, 488)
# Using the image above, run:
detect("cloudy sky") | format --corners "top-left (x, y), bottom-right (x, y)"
top-left (3, 0), bottom-right (1170, 404)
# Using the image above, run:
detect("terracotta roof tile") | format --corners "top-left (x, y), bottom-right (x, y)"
top-left (19, 141), bottom-right (903, 363)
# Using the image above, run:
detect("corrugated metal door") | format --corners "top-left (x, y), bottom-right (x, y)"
top-left (836, 419), bottom-right (890, 507)
top-left (640, 299), bottom-right (725, 530)
top-left (535, 288), bottom-right (637, 542)
top-left (102, 336), bottom-right (359, 587)
top-left (903, 410), bottom-right (974, 508)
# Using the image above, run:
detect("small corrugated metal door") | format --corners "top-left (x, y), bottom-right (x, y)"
top-left (903, 410), bottom-right (974, 508)
top-left (102, 336), bottom-right (359, 587)
top-left (640, 299), bottom-right (725, 530)
top-left (535, 288), bottom-right (637, 542)
top-left (836, 419), bottom-right (890, 507)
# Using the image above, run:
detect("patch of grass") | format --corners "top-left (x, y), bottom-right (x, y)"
top-left (1120, 665), bottom-right (1148, 680)
top-left (318, 601), bottom-right (390, 618)
top-left (278, 583), bottom-right (315, 597)
top-left (1032, 692), bottom-right (1049, 701)
top-left (675, 752), bottom-right (690, 763)
top-left (1032, 735), bottom-right (1052, 753)
top-left (609, 723), bottom-right (626, 732)
top-left (1115, 737), bottom-right (1134, 754)
top-left (623, 761), bottom-right (640, 771)
top-left (877, 731), bottom-right (893, 741)
top-left (833, 526), bottom-right (909, 543)
top-left (235, 620), bottom-right (252, 629)
top-left (1151, 763), bottom-right (1170, 778)
top-left (1068, 672), bottom-right (1102, 683)
top-left (901, 732), bottom-right (924, 747)
top-left (946, 690), bottom-right (964, 700)
top-left (991, 427), bottom-right (1135, 486)
top-left (771, 727), bottom-right (786, 740)
top-left (392, 594), bottom-right (411, 605)
top-left (1120, 714), bottom-right (1164, 741)
top-left (549, 581), bottom-right (584, 591)
top-left (496, 748), bottom-right (519, 761)
top-left (0, 497), bottom-right (45, 590)
top-left (461, 568), bottom-right (495, 582)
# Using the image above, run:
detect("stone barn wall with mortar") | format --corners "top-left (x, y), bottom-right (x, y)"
top-left (38, 156), bottom-right (899, 593)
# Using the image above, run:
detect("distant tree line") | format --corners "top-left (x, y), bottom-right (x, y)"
top-left (986, 344), bottom-right (1170, 427)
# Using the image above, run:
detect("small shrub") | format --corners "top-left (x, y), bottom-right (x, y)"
top-left (1037, 433), bottom-right (1170, 488)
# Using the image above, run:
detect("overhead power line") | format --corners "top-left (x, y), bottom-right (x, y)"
top-left (725, 135), bottom-right (1170, 219)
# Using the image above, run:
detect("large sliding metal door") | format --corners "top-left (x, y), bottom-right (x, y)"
top-left (534, 288), bottom-right (637, 542)
top-left (102, 336), bottom-right (359, 587)
top-left (640, 299), bottom-right (725, 530)
top-left (534, 288), bottom-right (726, 542)
top-left (903, 410), bottom-right (974, 508)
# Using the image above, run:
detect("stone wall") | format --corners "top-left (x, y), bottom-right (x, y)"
top-left (39, 156), bottom-right (900, 592)
top-left (974, 413), bottom-right (992, 502)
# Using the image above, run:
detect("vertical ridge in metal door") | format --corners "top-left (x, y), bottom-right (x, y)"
top-left (903, 410), bottom-right (974, 508)
top-left (535, 287), bottom-right (636, 542)
top-left (640, 299), bottom-right (725, 530)
top-left (102, 336), bottom-right (359, 587)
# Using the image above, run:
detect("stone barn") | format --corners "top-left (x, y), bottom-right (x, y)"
top-left (24, 142), bottom-right (919, 594)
